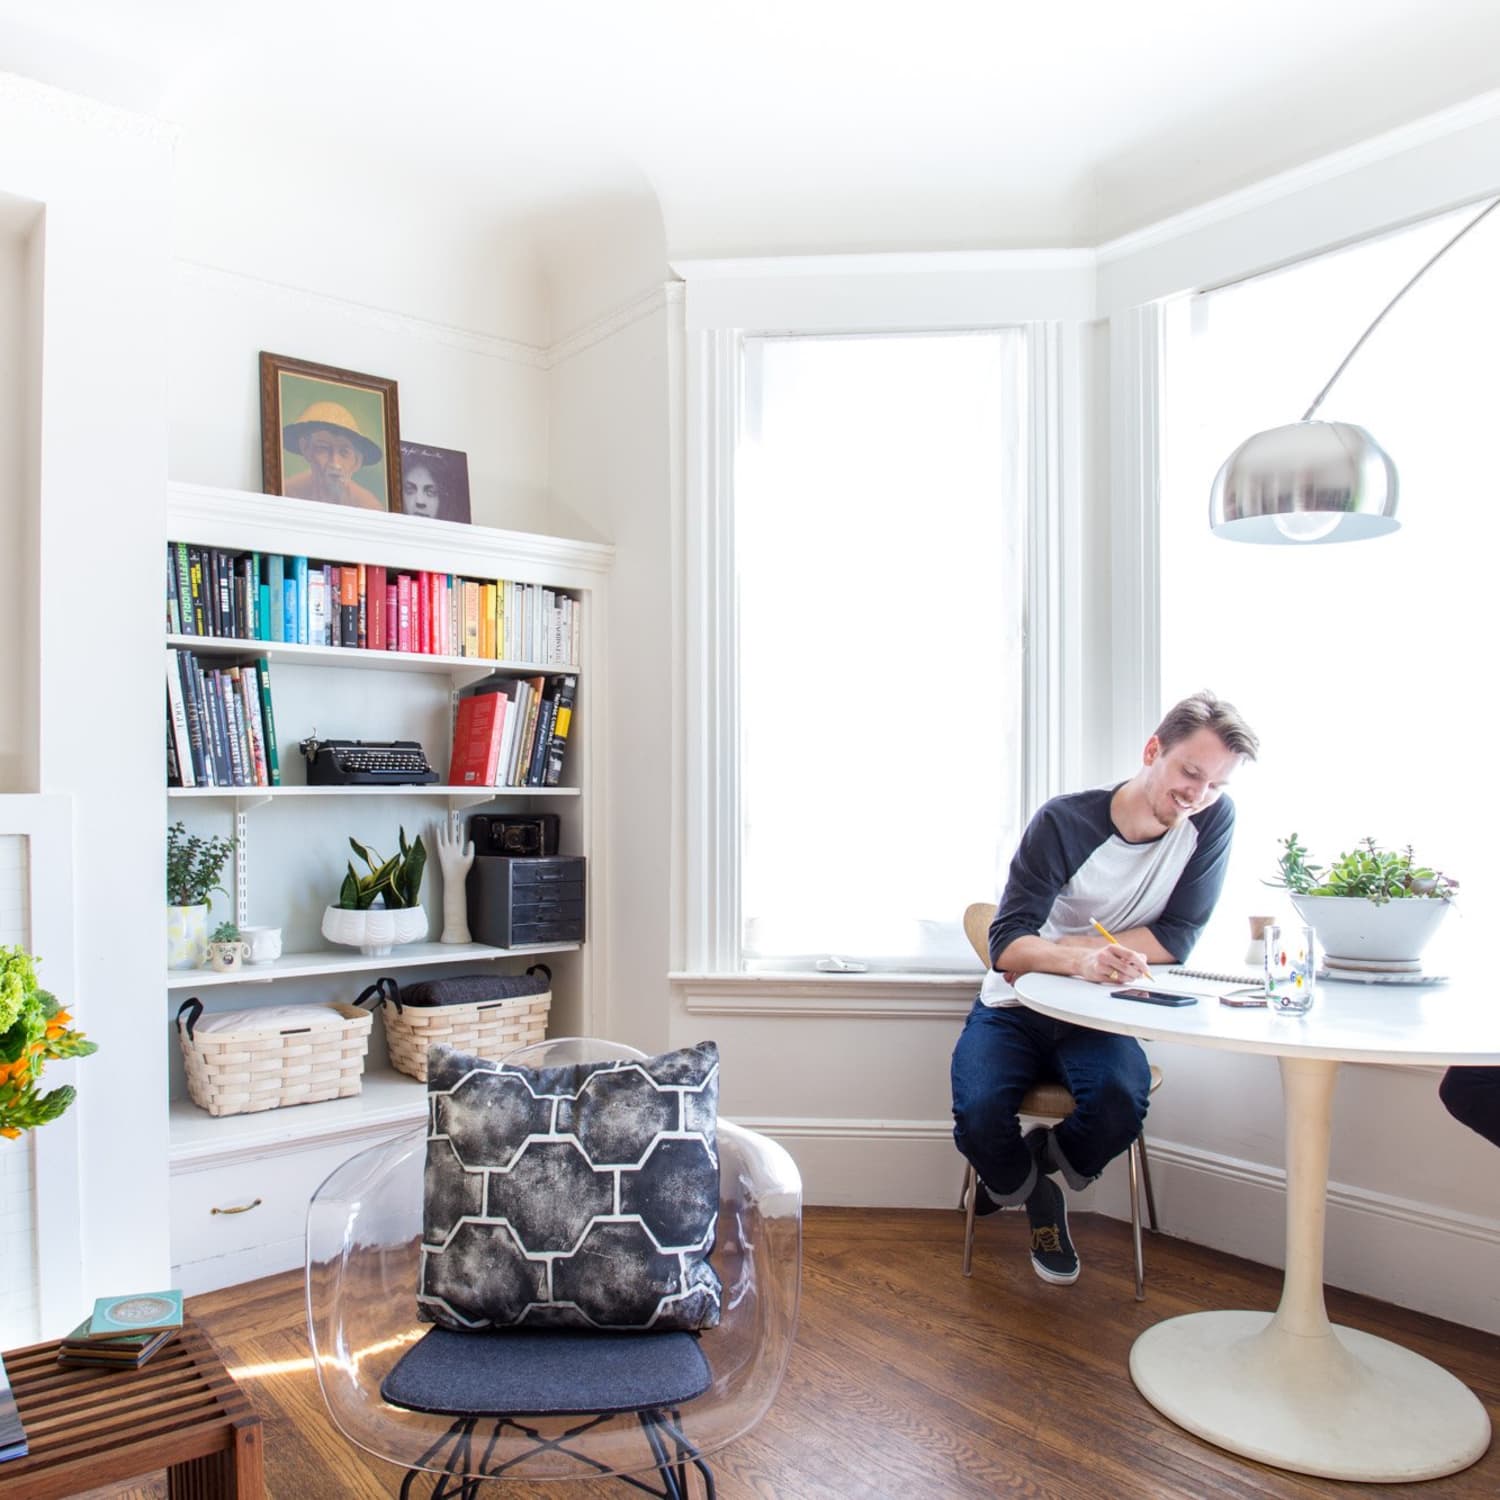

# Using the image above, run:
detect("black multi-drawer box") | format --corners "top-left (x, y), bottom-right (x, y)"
top-left (467, 855), bottom-right (586, 947)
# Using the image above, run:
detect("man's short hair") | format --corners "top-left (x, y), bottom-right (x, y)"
top-left (1154, 690), bottom-right (1259, 761)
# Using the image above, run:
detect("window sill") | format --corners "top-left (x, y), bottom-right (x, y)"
top-left (669, 970), bottom-right (978, 1020)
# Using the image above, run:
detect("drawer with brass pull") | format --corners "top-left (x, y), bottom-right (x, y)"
top-left (170, 1131), bottom-right (405, 1277)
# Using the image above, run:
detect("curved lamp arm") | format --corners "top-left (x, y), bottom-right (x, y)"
top-left (1300, 196), bottom-right (1499, 422)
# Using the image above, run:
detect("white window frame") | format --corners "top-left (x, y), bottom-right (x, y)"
top-left (675, 254), bottom-right (1098, 977)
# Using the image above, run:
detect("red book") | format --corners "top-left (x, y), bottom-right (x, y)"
top-left (418, 571), bottom-right (431, 655)
top-left (386, 582), bottom-right (399, 649)
top-left (397, 574), bottom-right (413, 652)
top-left (367, 565), bottom-right (387, 651)
top-left (446, 692), bottom-right (508, 785)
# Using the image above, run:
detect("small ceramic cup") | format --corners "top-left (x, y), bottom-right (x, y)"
top-left (206, 940), bottom-right (250, 973)
top-left (240, 926), bottom-right (283, 964)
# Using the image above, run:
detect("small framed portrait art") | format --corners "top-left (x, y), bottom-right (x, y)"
top-left (260, 352), bottom-right (401, 512)
top-left (398, 442), bottom-right (472, 524)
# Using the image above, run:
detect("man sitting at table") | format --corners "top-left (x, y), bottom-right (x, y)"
top-left (1439, 1067), bottom-right (1500, 1149)
top-left (951, 690), bottom-right (1259, 1285)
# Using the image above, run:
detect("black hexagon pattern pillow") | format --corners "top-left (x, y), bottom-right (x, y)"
top-left (419, 1041), bottom-right (721, 1331)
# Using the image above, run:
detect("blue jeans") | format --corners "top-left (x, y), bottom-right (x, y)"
top-left (951, 998), bottom-right (1152, 1205)
top-left (1440, 1067), bottom-right (1500, 1150)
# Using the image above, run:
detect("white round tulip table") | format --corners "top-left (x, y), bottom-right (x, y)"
top-left (1014, 969), bottom-right (1499, 1482)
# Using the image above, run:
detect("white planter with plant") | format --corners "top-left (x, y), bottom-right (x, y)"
top-left (166, 822), bottom-right (235, 971)
top-left (206, 920), bottom-right (249, 973)
top-left (322, 827), bottom-right (428, 957)
top-left (1271, 834), bottom-right (1457, 965)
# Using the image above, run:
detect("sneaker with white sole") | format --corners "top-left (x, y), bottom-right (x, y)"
top-left (1024, 1172), bottom-right (1080, 1284)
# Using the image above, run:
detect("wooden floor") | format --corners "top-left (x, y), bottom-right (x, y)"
top-left (77, 1207), bottom-right (1498, 1499)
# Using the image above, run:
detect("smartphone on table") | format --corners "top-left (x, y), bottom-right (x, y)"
top-left (1111, 987), bottom-right (1198, 1007)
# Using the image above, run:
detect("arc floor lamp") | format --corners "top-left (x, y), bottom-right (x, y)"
top-left (1209, 195), bottom-right (1499, 545)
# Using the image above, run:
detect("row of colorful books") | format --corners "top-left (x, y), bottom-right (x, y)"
top-left (166, 649), bottom-right (280, 788)
top-left (166, 541), bottom-right (580, 666)
top-left (448, 674), bottom-right (578, 789)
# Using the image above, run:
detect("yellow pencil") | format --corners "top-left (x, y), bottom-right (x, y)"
top-left (1090, 917), bottom-right (1155, 983)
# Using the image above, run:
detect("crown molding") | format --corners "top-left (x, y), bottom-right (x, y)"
top-left (173, 259), bottom-right (551, 369)
top-left (547, 283), bottom-right (673, 366)
top-left (0, 71), bottom-right (177, 146)
top-left (671, 248), bottom-right (1096, 281)
top-left (1096, 88), bottom-right (1500, 267)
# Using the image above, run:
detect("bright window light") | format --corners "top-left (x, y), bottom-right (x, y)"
top-left (736, 331), bottom-right (1027, 971)
top-left (1161, 204), bottom-right (1498, 966)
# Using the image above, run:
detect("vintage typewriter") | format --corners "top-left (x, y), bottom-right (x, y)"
top-left (298, 736), bottom-right (440, 786)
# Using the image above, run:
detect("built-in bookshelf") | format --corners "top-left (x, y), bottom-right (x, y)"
top-left (163, 481), bottom-right (612, 1294)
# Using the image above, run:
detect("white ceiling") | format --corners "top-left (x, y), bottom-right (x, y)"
top-left (4, 1), bottom-right (1500, 326)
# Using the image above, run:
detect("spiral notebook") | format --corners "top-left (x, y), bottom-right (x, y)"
top-left (1166, 965), bottom-right (1261, 986)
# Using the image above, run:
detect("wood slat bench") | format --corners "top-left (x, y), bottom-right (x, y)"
top-left (0, 1315), bottom-right (263, 1499)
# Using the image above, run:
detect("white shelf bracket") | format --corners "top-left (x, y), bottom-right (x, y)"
top-left (234, 806), bottom-right (250, 930)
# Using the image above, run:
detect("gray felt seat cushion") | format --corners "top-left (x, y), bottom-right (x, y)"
top-left (380, 1326), bottom-right (712, 1417)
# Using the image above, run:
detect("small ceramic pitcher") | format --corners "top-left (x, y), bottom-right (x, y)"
top-left (206, 940), bottom-right (250, 974)
top-left (240, 926), bottom-right (283, 963)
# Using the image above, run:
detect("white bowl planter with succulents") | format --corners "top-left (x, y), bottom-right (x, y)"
top-left (1271, 834), bottom-right (1457, 966)
top-left (166, 822), bottom-right (235, 971)
top-left (322, 828), bottom-right (429, 957)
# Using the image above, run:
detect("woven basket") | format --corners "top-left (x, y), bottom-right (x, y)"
top-left (176, 997), bottom-right (373, 1117)
top-left (369, 971), bottom-right (552, 1082)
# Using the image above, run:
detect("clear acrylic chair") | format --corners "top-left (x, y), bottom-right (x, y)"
top-left (307, 1037), bottom-right (802, 1498)
top-left (958, 902), bottom-right (1161, 1299)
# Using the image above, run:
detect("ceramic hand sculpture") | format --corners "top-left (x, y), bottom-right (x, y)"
top-left (435, 821), bottom-right (475, 944)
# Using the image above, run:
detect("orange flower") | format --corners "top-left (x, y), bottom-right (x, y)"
top-left (0, 1127), bottom-right (20, 1140)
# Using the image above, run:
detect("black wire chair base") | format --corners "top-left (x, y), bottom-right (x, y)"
top-left (399, 1407), bottom-right (716, 1500)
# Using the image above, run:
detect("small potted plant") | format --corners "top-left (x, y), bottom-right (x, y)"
top-left (206, 920), bottom-right (249, 974)
top-left (0, 945), bottom-right (97, 1139)
top-left (321, 827), bottom-right (429, 956)
top-left (167, 821), bottom-right (235, 970)
top-left (1269, 833), bottom-right (1457, 965)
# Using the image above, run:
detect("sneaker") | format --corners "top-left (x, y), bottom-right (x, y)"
top-left (962, 1171), bottom-right (1003, 1218)
top-left (1024, 1172), bottom-right (1080, 1284)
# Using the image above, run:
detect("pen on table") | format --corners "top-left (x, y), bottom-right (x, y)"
top-left (1090, 917), bottom-right (1155, 982)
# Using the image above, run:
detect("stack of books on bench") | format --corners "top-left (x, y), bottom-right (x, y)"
top-left (55, 1289), bottom-right (183, 1371)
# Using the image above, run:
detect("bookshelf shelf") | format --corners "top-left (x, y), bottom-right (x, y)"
top-left (167, 633), bottom-right (577, 680)
top-left (165, 938), bottom-right (579, 989)
top-left (163, 482), bottom-right (610, 1296)
top-left (167, 784), bottom-right (580, 801)
top-left (168, 1064), bottom-right (427, 1165)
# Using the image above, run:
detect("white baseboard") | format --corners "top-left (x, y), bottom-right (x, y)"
top-left (738, 1116), bottom-right (1500, 1336)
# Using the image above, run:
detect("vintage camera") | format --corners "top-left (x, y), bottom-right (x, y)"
top-left (468, 812), bottom-right (561, 858)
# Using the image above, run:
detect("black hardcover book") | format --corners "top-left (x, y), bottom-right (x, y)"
top-left (0, 1351), bottom-right (27, 1463)
top-left (179, 651), bottom-right (209, 785)
top-left (543, 674), bottom-right (577, 786)
top-left (166, 711), bottom-right (181, 787)
top-left (526, 696), bottom-right (557, 787)
top-left (200, 664), bottom-right (230, 786)
top-left (188, 546), bottom-right (208, 636)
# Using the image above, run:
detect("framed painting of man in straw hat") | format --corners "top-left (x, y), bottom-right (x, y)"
top-left (259, 352), bottom-right (401, 512)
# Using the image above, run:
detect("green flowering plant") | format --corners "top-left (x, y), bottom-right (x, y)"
top-left (0, 945), bottom-right (97, 1138)
top-left (1270, 834), bottom-right (1457, 906)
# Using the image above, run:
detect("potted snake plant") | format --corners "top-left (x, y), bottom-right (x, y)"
top-left (321, 827), bottom-right (429, 956)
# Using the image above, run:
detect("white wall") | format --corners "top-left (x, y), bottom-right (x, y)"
top-left (0, 73), bottom-right (174, 1324)
top-left (169, 263), bottom-right (556, 536)
top-left (548, 287), bottom-right (675, 1053)
top-left (0, 833), bottom-right (37, 1343)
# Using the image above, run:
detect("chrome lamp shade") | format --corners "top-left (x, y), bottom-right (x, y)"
top-left (1208, 419), bottom-right (1400, 544)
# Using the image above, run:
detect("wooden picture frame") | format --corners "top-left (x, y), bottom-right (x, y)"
top-left (259, 352), bottom-right (401, 513)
